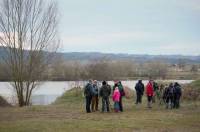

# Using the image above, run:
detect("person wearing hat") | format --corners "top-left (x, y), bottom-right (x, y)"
top-left (173, 82), bottom-right (182, 108)
top-left (84, 79), bottom-right (94, 113)
top-left (99, 81), bottom-right (111, 112)
top-left (135, 80), bottom-right (144, 104)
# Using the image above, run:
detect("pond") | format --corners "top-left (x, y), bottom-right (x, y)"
top-left (0, 80), bottom-right (193, 105)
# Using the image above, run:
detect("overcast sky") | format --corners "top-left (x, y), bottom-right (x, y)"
top-left (58, 0), bottom-right (200, 55)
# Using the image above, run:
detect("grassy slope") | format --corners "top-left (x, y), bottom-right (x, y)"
top-left (188, 80), bottom-right (200, 88)
top-left (0, 88), bottom-right (200, 132)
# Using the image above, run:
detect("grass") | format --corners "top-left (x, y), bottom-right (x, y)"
top-left (187, 80), bottom-right (200, 88)
top-left (0, 87), bottom-right (200, 132)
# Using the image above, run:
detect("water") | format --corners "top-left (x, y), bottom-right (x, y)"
top-left (0, 80), bottom-right (194, 105)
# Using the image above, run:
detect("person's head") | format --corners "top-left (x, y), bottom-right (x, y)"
top-left (102, 81), bottom-right (107, 85)
top-left (138, 80), bottom-right (142, 83)
top-left (89, 79), bottom-right (93, 84)
top-left (118, 81), bottom-right (122, 86)
top-left (113, 82), bottom-right (117, 87)
top-left (94, 80), bottom-right (97, 84)
top-left (115, 87), bottom-right (119, 91)
top-left (149, 80), bottom-right (153, 84)
top-left (174, 82), bottom-right (180, 87)
top-left (169, 83), bottom-right (173, 87)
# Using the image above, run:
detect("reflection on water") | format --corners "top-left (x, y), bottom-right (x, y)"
top-left (31, 95), bottom-right (60, 105)
top-left (0, 80), bottom-right (194, 105)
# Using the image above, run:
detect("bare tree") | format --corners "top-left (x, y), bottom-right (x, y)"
top-left (0, 0), bottom-right (59, 106)
top-left (144, 61), bottom-right (168, 79)
top-left (191, 64), bottom-right (198, 73)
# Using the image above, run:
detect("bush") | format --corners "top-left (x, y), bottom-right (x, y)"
top-left (182, 80), bottom-right (200, 101)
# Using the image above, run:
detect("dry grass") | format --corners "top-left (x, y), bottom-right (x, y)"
top-left (0, 88), bottom-right (199, 132)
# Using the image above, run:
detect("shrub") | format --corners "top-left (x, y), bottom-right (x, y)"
top-left (182, 80), bottom-right (200, 101)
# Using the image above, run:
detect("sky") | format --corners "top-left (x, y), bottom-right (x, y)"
top-left (58, 0), bottom-right (200, 55)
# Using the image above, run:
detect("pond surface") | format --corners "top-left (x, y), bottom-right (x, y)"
top-left (0, 80), bottom-right (193, 105)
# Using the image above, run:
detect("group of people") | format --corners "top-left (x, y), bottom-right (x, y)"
top-left (135, 80), bottom-right (182, 109)
top-left (84, 79), bottom-right (182, 113)
top-left (84, 80), bottom-right (125, 113)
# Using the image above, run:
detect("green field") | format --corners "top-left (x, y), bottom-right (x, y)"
top-left (0, 88), bottom-right (200, 132)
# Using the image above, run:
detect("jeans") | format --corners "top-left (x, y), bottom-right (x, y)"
top-left (166, 96), bottom-right (174, 109)
top-left (147, 96), bottom-right (153, 108)
top-left (174, 95), bottom-right (181, 108)
top-left (136, 93), bottom-right (142, 104)
top-left (86, 96), bottom-right (92, 113)
top-left (102, 97), bottom-right (110, 112)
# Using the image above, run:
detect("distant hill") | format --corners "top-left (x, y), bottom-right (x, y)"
top-left (1, 46), bottom-right (200, 64)
top-left (60, 52), bottom-right (200, 64)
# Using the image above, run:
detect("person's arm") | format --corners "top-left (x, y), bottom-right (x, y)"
top-left (84, 85), bottom-right (87, 96)
top-left (135, 84), bottom-right (137, 91)
top-left (112, 91), bottom-right (115, 101)
top-left (145, 85), bottom-right (148, 95)
top-left (180, 87), bottom-right (182, 97)
top-left (108, 86), bottom-right (111, 96)
top-left (99, 87), bottom-right (102, 97)
top-left (90, 85), bottom-right (95, 96)
top-left (142, 84), bottom-right (145, 94)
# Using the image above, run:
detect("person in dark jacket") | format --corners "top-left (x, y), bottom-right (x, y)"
top-left (91, 80), bottom-right (99, 112)
top-left (135, 80), bottom-right (144, 104)
top-left (162, 84), bottom-right (169, 105)
top-left (173, 82), bottom-right (182, 109)
top-left (99, 81), bottom-right (111, 112)
top-left (164, 83), bottom-right (175, 109)
top-left (84, 80), bottom-right (94, 113)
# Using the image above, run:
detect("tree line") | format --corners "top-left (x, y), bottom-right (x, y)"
top-left (50, 57), bottom-right (200, 81)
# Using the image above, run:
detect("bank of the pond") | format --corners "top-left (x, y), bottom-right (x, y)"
top-left (0, 96), bottom-right (11, 107)
top-left (0, 80), bottom-right (194, 106)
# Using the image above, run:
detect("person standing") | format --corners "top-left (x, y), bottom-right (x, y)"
top-left (99, 81), bottom-right (111, 112)
top-left (112, 87), bottom-right (121, 112)
top-left (84, 80), bottom-right (94, 113)
top-left (135, 80), bottom-right (144, 104)
top-left (162, 84), bottom-right (169, 104)
top-left (152, 81), bottom-right (159, 103)
top-left (91, 80), bottom-right (99, 112)
top-left (146, 80), bottom-right (154, 108)
top-left (158, 84), bottom-right (165, 105)
top-left (165, 83), bottom-right (175, 109)
top-left (118, 81), bottom-right (125, 112)
top-left (174, 82), bottom-right (182, 109)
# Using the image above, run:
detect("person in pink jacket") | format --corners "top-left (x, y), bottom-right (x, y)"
top-left (112, 87), bottom-right (121, 112)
